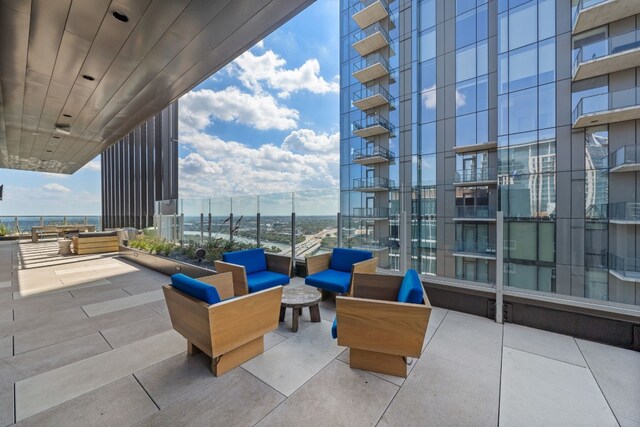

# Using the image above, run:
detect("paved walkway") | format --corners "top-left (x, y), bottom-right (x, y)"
top-left (0, 241), bottom-right (638, 426)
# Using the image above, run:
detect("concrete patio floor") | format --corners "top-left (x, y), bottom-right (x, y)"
top-left (0, 240), bottom-right (639, 426)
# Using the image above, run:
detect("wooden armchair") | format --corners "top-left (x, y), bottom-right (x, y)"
top-left (335, 270), bottom-right (431, 377)
top-left (305, 248), bottom-right (378, 296)
top-left (214, 248), bottom-right (291, 296)
top-left (163, 272), bottom-right (283, 376)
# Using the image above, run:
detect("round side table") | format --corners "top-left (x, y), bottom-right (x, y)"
top-left (279, 286), bottom-right (322, 332)
top-left (58, 239), bottom-right (72, 255)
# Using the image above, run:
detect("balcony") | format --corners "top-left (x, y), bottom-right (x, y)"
top-left (352, 23), bottom-right (390, 57)
top-left (352, 145), bottom-right (395, 165)
top-left (352, 114), bottom-right (395, 138)
top-left (352, 207), bottom-right (390, 220)
top-left (572, 87), bottom-right (640, 128)
top-left (610, 145), bottom-right (640, 172)
top-left (352, 53), bottom-right (391, 84)
top-left (452, 241), bottom-right (497, 259)
top-left (573, 29), bottom-right (640, 81)
top-left (352, 84), bottom-right (395, 112)
top-left (609, 253), bottom-right (640, 282)
top-left (573, 0), bottom-right (640, 35)
top-left (453, 167), bottom-right (498, 186)
top-left (453, 206), bottom-right (497, 222)
top-left (352, 0), bottom-right (389, 30)
top-left (353, 176), bottom-right (394, 192)
top-left (609, 202), bottom-right (640, 224)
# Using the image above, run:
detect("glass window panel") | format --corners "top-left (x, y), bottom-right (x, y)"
top-left (456, 0), bottom-right (475, 15)
top-left (509, 2), bottom-right (537, 50)
top-left (477, 75), bottom-right (489, 110)
top-left (585, 268), bottom-right (608, 301)
top-left (456, 45), bottom-right (477, 82)
top-left (508, 263), bottom-right (537, 290)
top-left (420, 89), bottom-right (437, 123)
top-left (539, 38), bottom-right (556, 85)
top-left (509, 44), bottom-right (538, 91)
top-left (538, 0), bottom-right (555, 40)
top-left (457, 10), bottom-right (477, 48)
top-left (477, 110), bottom-right (488, 144)
top-left (539, 222), bottom-right (555, 262)
top-left (538, 83), bottom-right (555, 129)
top-left (456, 79), bottom-right (477, 115)
top-left (420, 154), bottom-right (437, 185)
top-left (420, 28), bottom-right (436, 61)
top-left (537, 266), bottom-right (554, 292)
top-left (498, 94), bottom-right (509, 136)
top-left (477, 4), bottom-right (488, 41)
top-left (420, 0), bottom-right (436, 30)
top-left (477, 259), bottom-right (489, 283)
top-left (420, 122), bottom-right (437, 154)
top-left (420, 59), bottom-right (437, 91)
top-left (456, 113), bottom-right (477, 147)
top-left (509, 87), bottom-right (537, 133)
top-left (498, 12), bottom-right (509, 54)
top-left (477, 40), bottom-right (488, 76)
top-left (509, 222), bottom-right (537, 260)
top-left (498, 53), bottom-right (509, 95)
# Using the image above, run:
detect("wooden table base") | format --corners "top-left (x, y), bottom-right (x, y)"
top-left (279, 304), bottom-right (321, 332)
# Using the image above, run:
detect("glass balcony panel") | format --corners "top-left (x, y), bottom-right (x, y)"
top-left (573, 87), bottom-right (640, 128)
top-left (573, 29), bottom-right (640, 80)
top-left (452, 240), bottom-right (497, 258)
top-left (351, 0), bottom-right (390, 30)
top-left (352, 53), bottom-right (391, 84)
top-left (454, 205), bottom-right (497, 220)
top-left (609, 202), bottom-right (640, 223)
top-left (352, 145), bottom-right (395, 165)
top-left (609, 145), bottom-right (640, 172)
top-left (352, 114), bottom-right (396, 138)
top-left (293, 189), bottom-right (340, 258)
top-left (453, 167), bottom-right (498, 186)
top-left (352, 176), bottom-right (395, 191)
top-left (352, 207), bottom-right (390, 219)
top-left (572, 0), bottom-right (640, 34)
top-left (352, 23), bottom-right (390, 56)
top-left (352, 84), bottom-right (395, 111)
top-left (609, 253), bottom-right (640, 282)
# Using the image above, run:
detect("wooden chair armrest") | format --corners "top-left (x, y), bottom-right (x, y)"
top-left (336, 296), bottom-right (431, 358)
top-left (163, 285), bottom-right (213, 356)
top-left (196, 272), bottom-right (235, 300)
top-left (213, 261), bottom-right (249, 296)
top-left (265, 253), bottom-right (292, 276)
top-left (209, 286), bottom-right (283, 356)
top-left (352, 272), bottom-right (403, 301)
top-left (348, 257), bottom-right (378, 295)
top-left (305, 252), bottom-right (331, 276)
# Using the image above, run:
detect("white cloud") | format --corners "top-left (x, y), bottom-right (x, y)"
top-left (42, 183), bottom-right (71, 193)
top-left (179, 87), bottom-right (299, 133)
top-left (230, 50), bottom-right (339, 98)
top-left (80, 159), bottom-right (101, 172)
top-left (422, 85), bottom-right (436, 109)
top-left (178, 129), bottom-right (339, 198)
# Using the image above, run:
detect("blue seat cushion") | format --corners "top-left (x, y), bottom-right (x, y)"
top-left (222, 248), bottom-right (267, 275)
top-left (329, 248), bottom-right (373, 273)
top-left (247, 270), bottom-right (289, 293)
top-left (331, 317), bottom-right (338, 339)
top-left (397, 269), bottom-right (423, 304)
top-left (305, 269), bottom-right (352, 294)
top-left (171, 273), bottom-right (221, 305)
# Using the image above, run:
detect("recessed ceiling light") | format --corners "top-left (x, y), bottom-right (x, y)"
top-left (45, 150), bottom-right (53, 153)
top-left (82, 74), bottom-right (95, 81)
top-left (63, 114), bottom-right (71, 118)
top-left (32, 132), bottom-right (39, 136)
top-left (112, 11), bottom-right (129, 22)
top-left (54, 127), bottom-right (71, 135)
top-left (53, 136), bottom-right (60, 139)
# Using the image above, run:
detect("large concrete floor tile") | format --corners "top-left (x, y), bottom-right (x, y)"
top-left (0, 335), bottom-right (12, 359)
top-left (82, 290), bottom-right (164, 317)
top-left (145, 300), bottom-right (168, 316)
top-left (499, 347), bottom-right (617, 427)
top-left (242, 320), bottom-right (345, 396)
top-left (424, 310), bottom-right (503, 375)
top-left (264, 331), bottom-right (287, 351)
top-left (6, 332), bottom-right (111, 377)
top-left (0, 281), bottom-right (11, 288)
top-left (101, 314), bottom-right (172, 348)
top-left (134, 352), bottom-right (215, 408)
top-left (258, 359), bottom-right (398, 426)
top-left (0, 359), bottom-right (24, 426)
top-left (16, 376), bottom-right (158, 427)
top-left (577, 339), bottom-right (640, 425)
top-left (135, 368), bottom-right (284, 427)
top-left (15, 330), bottom-right (186, 420)
top-left (504, 323), bottom-right (586, 367)
top-left (379, 352), bottom-right (499, 427)
top-left (423, 306), bottom-right (448, 350)
top-left (121, 280), bottom-right (166, 296)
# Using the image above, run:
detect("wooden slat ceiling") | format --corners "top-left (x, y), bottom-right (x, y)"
top-left (0, 0), bottom-right (314, 174)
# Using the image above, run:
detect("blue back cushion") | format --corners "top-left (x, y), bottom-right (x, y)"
top-left (397, 269), bottom-right (423, 304)
top-left (222, 248), bottom-right (267, 274)
top-left (329, 248), bottom-right (373, 272)
top-left (171, 273), bottom-right (221, 305)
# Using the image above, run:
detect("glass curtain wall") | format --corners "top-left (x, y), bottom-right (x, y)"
top-left (498, 0), bottom-right (557, 291)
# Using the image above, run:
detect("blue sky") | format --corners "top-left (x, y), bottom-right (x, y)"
top-left (0, 0), bottom-right (339, 216)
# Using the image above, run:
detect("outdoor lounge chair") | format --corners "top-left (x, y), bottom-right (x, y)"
top-left (333, 269), bottom-right (432, 377)
top-left (163, 272), bottom-right (283, 376)
top-left (214, 248), bottom-right (291, 296)
top-left (305, 248), bottom-right (377, 296)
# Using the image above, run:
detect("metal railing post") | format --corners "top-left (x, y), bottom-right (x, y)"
top-left (337, 213), bottom-right (342, 248)
top-left (256, 213), bottom-right (261, 247)
top-left (229, 213), bottom-right (233, 243)
top-left (200, 213), bottom-right (204, 245)
top-left (208, 213), bottom-right (212, 242)
top-left (291, 212), bottom-right (296, 277)
top-left (496, 211), bottom-right (504, 324)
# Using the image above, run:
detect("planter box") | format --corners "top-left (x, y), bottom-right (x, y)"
top-left (118, 246), bottom-right (215, 278)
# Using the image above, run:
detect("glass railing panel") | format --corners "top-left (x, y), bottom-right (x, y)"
top-left (352, 0), bottom-right (390, 16)
top-left (572, 0), bottom-right (608, 28)
top-left (352, 52), bottom-right (390, 73)
top-left (353, 22), bottom-right (390, 45)
top-left (258, 192), bottom-right (293, 256)
top-left (230, 195), bottom-right (259, 248)
top-left (352, 114), bottom-right (395, 135)
top-left (352, 145), bottom-right (395, 162)
top-left (454, 205), bottom-right (496, 219)
top-left (180, 198), bottom-right (211, 244)
top-left (610, 144), bottom-right (640, 168)
top-left (609, 253), bottom-right (640, 279)
top-left (208, 196), bottom-right (233, 243)
top-left (573, 87), bottom-right (640, 122)
top-left (353, 207), bottom-right (390, 218)
top-left (294, 189), bottom-right (340, 258)
top-left (353, 176), bottom-right (395, 190)
top-left (42, 216), bottom-right (65, 226)
top-left (453, 240), bottom-right (497, 256)
top-left (609, 202), bottom-right (640, 221)
top-left (454, 167), bottom-right (498, 183)
top-left (573, 29), bottom-right (640, 74)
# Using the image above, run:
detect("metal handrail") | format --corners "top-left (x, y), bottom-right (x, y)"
top-left (353, 22), bottom-right (390, 45)
top-left (352, 52), bottom-right (390, 74)
top-left (352, 0), bottom-right (390, 16)
top-left (352, 114), bottom-right (396, 135)
top-left (352, 145), bottom-right (395, 162)
top-left (352, 83), bottom-right (395, 107)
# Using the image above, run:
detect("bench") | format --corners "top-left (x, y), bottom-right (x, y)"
top-left (72, 231), bottom-right (119, 255)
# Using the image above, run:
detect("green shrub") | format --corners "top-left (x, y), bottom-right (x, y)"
top-left (0, 223), bottom-right (8, 237)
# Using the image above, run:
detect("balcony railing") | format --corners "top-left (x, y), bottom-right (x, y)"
top-left (454, 206), bottom-right (497, 220)
top-left (352, 207), bottom-right (390, 219)
top-left (453, 167), bottom-right (498, 185)
top-left (572, 0), bottom-right (640, 34)
top-left (610, 145), bottom-right (640, 172)
top-left (572, 87), bottom-right (640, 128)
top-left (609, 202), bottom-right (640, 223)
top-left (353, 176), bottom-right (395, 191)
top-left (352, 23), bottom-right (390, 56)
top-left (352, 0), bottom-right (390, 30)
top-left (352, 145), bottom-right (395, 165)
top-left (573, 28), bottom-right (640, 80)
top-left (352, 114), bottom-right (395, 138)
top-left (0, 215), bottom-right (102, 236)
top-left (349, 236), bottom-right (390, 250)
top-left (352, 84), bottom-right (395, 111)
top-left (352, 52), bottom-right (393, 84)
top-left (572, 0), bottom-right (607, 29)
top-left (452, 240), bottom-right (497, 258)
top-left (609, 253), bottom-right (640, 281)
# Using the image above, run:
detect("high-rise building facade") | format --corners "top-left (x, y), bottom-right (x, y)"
top-left (340, 0), bottom-right (640, 306)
